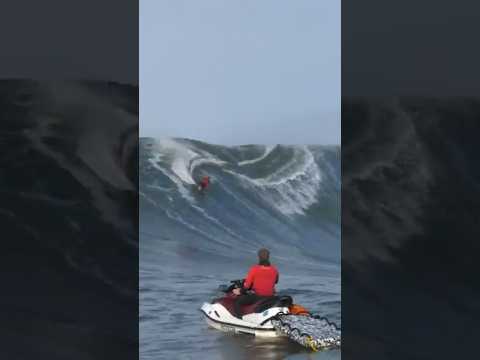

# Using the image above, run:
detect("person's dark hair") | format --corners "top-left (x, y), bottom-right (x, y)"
top-left (258, 248), bottom-right (270, 266)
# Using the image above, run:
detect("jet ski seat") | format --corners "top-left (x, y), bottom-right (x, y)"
top-left (254, 295), bottom-right (293, 313)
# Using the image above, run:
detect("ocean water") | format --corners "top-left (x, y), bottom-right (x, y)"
top-left (140, 138), bottom-right (340, 359)
top-left (1, 81), bottom-right (138, 359)
top-left (341, 98), bottom-right (480, 359)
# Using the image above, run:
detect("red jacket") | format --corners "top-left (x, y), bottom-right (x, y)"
top-left (243, 264), bottom-right (279, 296)
top-left (200, 177), bottom-right (209, 188)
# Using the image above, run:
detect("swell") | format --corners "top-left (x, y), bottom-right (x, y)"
top-left (342, 98), bottom-right (480, 359)
top-left (0, 80), bottom-right (138, 359)
top-left (140, 137), bottom-right (340, 265)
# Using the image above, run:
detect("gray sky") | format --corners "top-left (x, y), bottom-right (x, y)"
top-left (140, 0), bottom-right (340, 145)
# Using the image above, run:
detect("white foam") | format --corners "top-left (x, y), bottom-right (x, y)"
top-left (148, 148), bottom-right (194, 202)
top-left (139, 191), bottom-right (158, 207)
top-left (147, 138), bottom-right (226, 203)
top-left (190, 156), bottom-right (227, 173)
top-left (225, 147), bottom-right (322, 216)
top-left (238, 145), bottom-right (276, 166)
top-left (145, 184), bottom-right (173, 192)
top-left (161, 138), bottom-right (198, 184)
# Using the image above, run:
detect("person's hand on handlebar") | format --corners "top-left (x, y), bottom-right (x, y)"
top-left (232, 288), bottom-right (242, 295)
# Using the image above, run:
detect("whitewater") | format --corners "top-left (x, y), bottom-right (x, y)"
top-left (140, 137), bottom-right (340, 359)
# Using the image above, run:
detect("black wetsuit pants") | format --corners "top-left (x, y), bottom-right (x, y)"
top-left (234, 294), bottom-right (263, 318)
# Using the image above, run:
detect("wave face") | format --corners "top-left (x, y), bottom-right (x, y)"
top-left (140, 137), bottom-right (340, 265)
top-left (0, 80), bottom-right (138, 359)
top-left (140, 137), bottom-right (340, 359)
top-left (342, 98), bottom-right (480, 359)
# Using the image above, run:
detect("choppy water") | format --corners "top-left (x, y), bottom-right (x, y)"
top-left (140, 138), bottom-right (340, 359)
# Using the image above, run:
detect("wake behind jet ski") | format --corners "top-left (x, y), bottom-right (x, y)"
top-left (201, 279), bottom-right (341, 351)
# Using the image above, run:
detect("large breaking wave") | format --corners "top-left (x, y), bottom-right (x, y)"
top-left (342, 98), bottom-right (480, 359)
top-left (1, 80), bottom-right (138, 359)
top-left (140, 137), bottom-right (340, 265)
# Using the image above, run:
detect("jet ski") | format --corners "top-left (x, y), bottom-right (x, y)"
top-left (200, 279), bottom-right (293, 337)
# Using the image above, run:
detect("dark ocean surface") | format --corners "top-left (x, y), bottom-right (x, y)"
top-left (0, 81), bottom-right (138, 360)
top-left (342, 98), bottom-right (480, 359)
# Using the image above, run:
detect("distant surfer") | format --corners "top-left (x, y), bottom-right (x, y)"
top-left (197, 175), bottom-right (210, 192)
top-left (233, 248), bottom-right (279, 318)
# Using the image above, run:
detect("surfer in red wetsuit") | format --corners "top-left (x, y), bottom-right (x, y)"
top-left (233, 248), bottom-right (279, 318)
top-left (198, 175), bottom-right (210, 192)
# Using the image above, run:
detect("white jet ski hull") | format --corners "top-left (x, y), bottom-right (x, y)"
top-left (200, 302), bottom-right (289, 337)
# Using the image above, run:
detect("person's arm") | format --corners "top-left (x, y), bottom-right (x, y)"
top-left (275, 273), bottom-right (279, 284)
top-left (243, 266), bottom-right (255, 290)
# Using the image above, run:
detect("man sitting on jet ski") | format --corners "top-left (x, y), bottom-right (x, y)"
top-left (232, 248), bottom-right (279, 318)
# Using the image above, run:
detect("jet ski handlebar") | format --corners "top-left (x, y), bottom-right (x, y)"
top-left (221, 279), bottom-right (245, 293)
